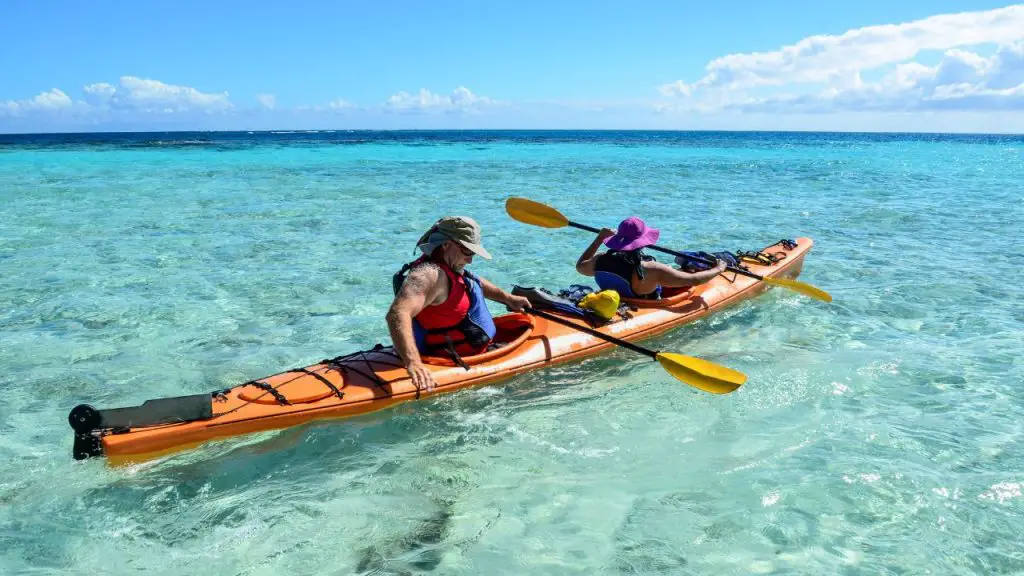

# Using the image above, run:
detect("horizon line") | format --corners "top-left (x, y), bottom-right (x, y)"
top-left (2, 127), bottom-right (1023, 137)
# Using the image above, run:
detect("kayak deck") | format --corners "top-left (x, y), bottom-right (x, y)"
top-left (69, 238), bottom-right (814, 464)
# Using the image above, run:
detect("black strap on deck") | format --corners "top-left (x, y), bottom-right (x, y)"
top-left (293, 367), bottom-right (344, 400)
top-left (247, 381), bottom-right (291, 405)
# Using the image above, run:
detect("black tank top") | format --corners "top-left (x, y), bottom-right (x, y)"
top-left (594, 250), bottom-right (658, 298)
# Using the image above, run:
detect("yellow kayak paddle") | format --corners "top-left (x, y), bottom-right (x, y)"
top-left (525, 307), bottom-right (746, 394)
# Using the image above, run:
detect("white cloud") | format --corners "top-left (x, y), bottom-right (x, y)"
top-left (32, 88), bottom-right (73, 110)
top-left (890, 62), bottom-right (937, 90)
top-left (384, 86), bottom-right (497, 113)
top-left (717, 42), bottom-right (1024, 114)
top-left (112, 76), bottom-right (232, 112)
top-left (449, 86), bottom-right (490, 106)
top-left (1, 88), bottom-right (73, 115)
top-left (256, 94), bottom-right (276, 109)
top-left (328, 99), bottom-right (355, 109)
top-left (1, 77), bottom-right (233, 121)
top-left (985, 40), bottom-right (1024, 88)
top-left (83, 82), bottom-right (116, 104)
top-left (385, 88), bottom-right (444, 110)
top-left (658, 5), bottom-right (1024, 115)
top-left (663, 5), bottom-right (1024, 95)
top-left (658, 80), bottom-right (691, 97)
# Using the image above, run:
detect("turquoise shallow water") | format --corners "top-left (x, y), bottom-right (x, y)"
top-left (1, 130), bottom-right (1023, 574)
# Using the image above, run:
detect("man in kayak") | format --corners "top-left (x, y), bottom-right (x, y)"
top-left (574, 216), bottom-right (727, 299)
top-left (387, 215), bottom-right (531, 392)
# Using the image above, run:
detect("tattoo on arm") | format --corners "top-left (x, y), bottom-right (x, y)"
top-left (397, 263), bottom-right (442, 305)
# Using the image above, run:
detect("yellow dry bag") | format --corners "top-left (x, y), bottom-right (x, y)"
top-left (578, 290), bottom-right (620, 320)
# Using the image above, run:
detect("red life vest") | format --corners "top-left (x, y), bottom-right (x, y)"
top-left (393, 256), bottom-right (496, 358)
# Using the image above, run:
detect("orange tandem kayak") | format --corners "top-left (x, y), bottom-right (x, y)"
top-left (68, 237), bottom-right (814, 464)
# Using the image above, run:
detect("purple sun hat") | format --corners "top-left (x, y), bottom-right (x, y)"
top-left (603, 216), bottom-right (660, 251)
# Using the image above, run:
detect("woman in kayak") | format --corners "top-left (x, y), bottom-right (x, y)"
top-left (387, 215), bottom-right (531, 392)
top-left (575, 216), bottom-right (727, 299)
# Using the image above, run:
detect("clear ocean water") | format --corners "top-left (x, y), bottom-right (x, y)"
top-left (1, 130), bottom-right (1022, 575)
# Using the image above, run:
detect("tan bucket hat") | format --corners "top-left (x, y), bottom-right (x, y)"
top-left (415, 216), bottom-right (492, 260)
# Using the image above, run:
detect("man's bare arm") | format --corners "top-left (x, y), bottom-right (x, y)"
top-left (386, 264), bottom-right (445, 390)
top-left (478, 276), bottom-right (531, 312)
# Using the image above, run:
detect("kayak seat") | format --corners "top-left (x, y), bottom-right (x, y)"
top-left (420, 313), bottom-right (535, 367)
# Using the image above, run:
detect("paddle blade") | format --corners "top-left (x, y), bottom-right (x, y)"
top-left (656, 352), bottom-right (747, 394)
top-left (763, 276), bottom-right (833, 302)
top-left (505, 197), bottom-right (569, 229)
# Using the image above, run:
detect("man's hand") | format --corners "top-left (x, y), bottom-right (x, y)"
top-left (406, 359), bottom-right (438, 392)
top-left (504, 294), bottom-right (532, 313)
top-left (478, 277), bottom-right (531, 313)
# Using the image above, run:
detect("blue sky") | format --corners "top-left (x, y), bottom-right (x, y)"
top-left (2, 0), bottom-right (1023, 133)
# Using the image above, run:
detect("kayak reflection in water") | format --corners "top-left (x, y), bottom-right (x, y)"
top-left (386, 216), bottom-right (531, 392)
top-left (574, 216), bottom-right (727, 300)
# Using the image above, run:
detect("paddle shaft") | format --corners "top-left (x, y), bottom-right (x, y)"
top-left (566, 220), bottom-right (770, 283)
top-left (524, 307), bottom-right (657, 360)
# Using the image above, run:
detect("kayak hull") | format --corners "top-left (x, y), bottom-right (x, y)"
top-left (71, 237), bottom-right (814, 465)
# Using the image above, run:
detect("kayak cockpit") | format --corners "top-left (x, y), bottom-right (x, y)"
top-left (420, 312), bottom-right (535, 367)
